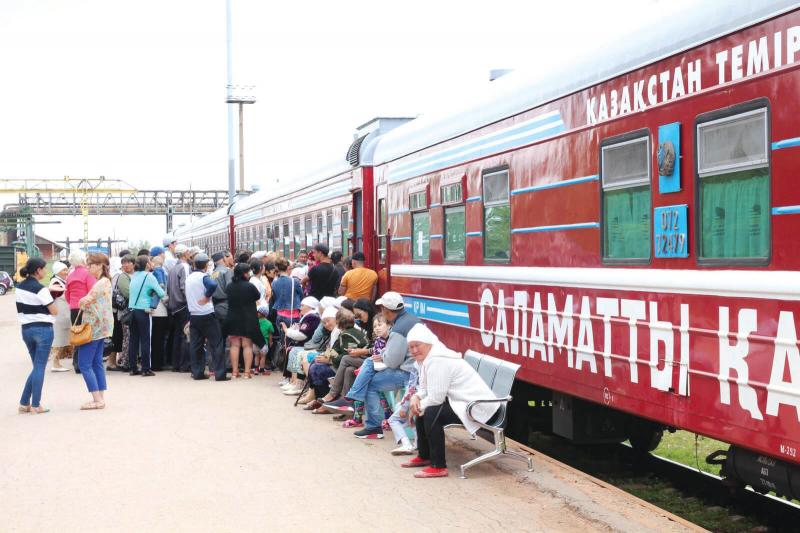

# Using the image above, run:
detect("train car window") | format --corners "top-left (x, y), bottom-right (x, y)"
top-left (317, 214), bottom-right (323, 235)
top-left (441, 182), bottom-right (463, 205)
top-left (697, 106), bottom-right (769, 261)
top-left (378, 198), bottom-right (387, 263)
top-left (483, 169), bottom-right (510, 261)
top-left (412, 211), bottom-right (430, 262)
top-left (305, 216), bottom-right (312, 238)
top-left (409, 190), bottom-right (427, 211)
top-left (326, 210), bottom-right (333, 232)
top-left (601, 134), bottom-right (651, 261)
top-left (444, 206), bottom-right (466, 261)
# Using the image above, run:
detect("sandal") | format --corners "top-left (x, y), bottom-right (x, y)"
top-left (332, 414), bottom-right (347, 421)
top-left (303, 400), bottom-right (322, 411)
top-left (18, 405), bottom-right (31, 414)
top-left (312, 406), bottom-right (333, 414)
top-left (80, 401), bottom-right (105, 410)
top-left (243, 373), bottom-right (252, 379)
top-left (31, 406), bottom-right (50, 414)
top-left (342, 419), bottom-right (363, 428)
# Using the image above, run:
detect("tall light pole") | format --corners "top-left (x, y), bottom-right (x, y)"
top-left (224, 1), bottom-right (255, 199)
top-left (225, 0), bottom-right (236, 204)
top-left (226, 86), bottom-right (256, 193)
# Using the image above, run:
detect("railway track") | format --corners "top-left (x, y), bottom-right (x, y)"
top-left (516, 430), bottom-right (800, 532)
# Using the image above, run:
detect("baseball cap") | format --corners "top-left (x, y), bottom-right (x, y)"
top-left (376, 291), bottom-right (404, 311)
top-left (163, 234), bottom-right (176, 247)
top-left (194, 253), bottom-right (210, 264)
top-left (211, 251), bottom-right (225, 262)
top-left (175, 244), bottom-right (188, 255)
top-left (150, 246), bottom-right (165, 257)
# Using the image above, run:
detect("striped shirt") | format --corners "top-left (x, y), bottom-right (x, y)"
top-left (16, 277), bottom-right (55, 326)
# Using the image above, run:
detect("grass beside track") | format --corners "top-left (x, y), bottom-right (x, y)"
top-left (525, 429), bottom-right (766, 532)
top-left (652, 430), bottom-right (725, 476)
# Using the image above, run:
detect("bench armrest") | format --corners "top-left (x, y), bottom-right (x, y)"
top-left (465, 396), bottom-right (512, 429)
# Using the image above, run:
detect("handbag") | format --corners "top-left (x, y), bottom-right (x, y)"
top-left (69, 310), bottom-right (93, 346)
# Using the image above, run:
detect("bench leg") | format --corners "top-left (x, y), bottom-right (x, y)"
top-left (459, 448), bottom-right (502, 479)
top-left (503, 447), bottom-right (534, 472)
top-left (459, 428), bottom-right (534, 478)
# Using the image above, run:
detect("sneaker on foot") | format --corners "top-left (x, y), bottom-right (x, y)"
top-left (414, 467), bottom-right (449, 478)
top-left (391, 444), bottom-right (416, 456)
top-left (323, 397), bottom-right (354, 413)
top-left (353, 427), bottom-right (384, 439)
top-left (282, 384), bottom-right (304, 396)
top-left (278, 377), bottom-right (290, 386)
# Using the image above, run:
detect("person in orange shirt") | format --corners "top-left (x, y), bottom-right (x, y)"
top-left (338, 252), bottom-right (378, 301)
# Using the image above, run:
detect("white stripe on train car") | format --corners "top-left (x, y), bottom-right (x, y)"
top-left (387, 111), bottom-right (565, 183)
top-left (392, 264), bottom-right (800, 301)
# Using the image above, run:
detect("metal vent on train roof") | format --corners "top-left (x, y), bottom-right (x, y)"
top-left (347, 116), bottom-right (416, 167)
top-left (346, 134), bottom-right (367, 166)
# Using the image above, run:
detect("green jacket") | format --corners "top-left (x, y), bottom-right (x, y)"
top-left (331, 327), bottom-right (368, 368)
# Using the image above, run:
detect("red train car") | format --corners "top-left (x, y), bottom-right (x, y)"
top-left (372, 1), bottom-right (800, 496)
top-left (178, 1), bottom-right (800, 497)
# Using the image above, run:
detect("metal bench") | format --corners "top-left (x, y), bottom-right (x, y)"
top-left (447, 350), bottom-right (534, 478)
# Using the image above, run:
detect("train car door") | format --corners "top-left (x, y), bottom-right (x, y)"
top-left (375, 184), bottom-right (390, 294)
top-left (353, 190), bottom-right (363, 253)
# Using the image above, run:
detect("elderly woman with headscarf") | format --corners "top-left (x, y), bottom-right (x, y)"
top-left (48, 261), bottom-right (72, 372)
top-left (280, 296), bottom-right (320, 395)
top-left (65, 249), bottom-right (96, 373)
top-left (402, 323), bottom-right (500, 478)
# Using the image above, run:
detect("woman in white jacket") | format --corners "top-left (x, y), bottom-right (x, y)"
top-left (404, 324), bottom-right (499, 478)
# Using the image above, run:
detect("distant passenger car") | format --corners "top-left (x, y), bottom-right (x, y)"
top-left (0, 271), bottom-right (13, 295)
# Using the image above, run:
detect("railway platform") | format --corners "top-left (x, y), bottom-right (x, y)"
top-left (0, 296), bottom-right (700, 533)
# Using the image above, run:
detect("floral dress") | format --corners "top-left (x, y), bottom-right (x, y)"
top-left (81, 277), bottom-right (114, 340)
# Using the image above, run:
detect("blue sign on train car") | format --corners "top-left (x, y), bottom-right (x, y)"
top-left (654, 204), bottom-right (688, 258)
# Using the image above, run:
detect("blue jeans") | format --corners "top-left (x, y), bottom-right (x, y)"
top-left (20, 324), bottom-right (54, 408)
top-left (78, 338), bottom-right (107, 392)
top-left (364, 367), bottom-right (410, 429)
top-left (346, 357), bottom-right (375, 402)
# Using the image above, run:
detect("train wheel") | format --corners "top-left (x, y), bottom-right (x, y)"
top-left (628, 420), bottom-right (664, 453)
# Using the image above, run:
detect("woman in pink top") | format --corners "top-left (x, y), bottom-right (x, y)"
top-left (65, 250), bottom-right (95, 373)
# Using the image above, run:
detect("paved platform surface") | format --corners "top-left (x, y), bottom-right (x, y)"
top-left (0, 296), bottom-right (699, 533)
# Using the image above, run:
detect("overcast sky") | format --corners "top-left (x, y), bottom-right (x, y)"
top-left (0, 0), bottom-right (664, 249)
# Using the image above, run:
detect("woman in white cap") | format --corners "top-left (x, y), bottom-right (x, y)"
top-left (401, 323), bottom-right (500, 478)
top-left (48, 261), bottom-right (72, 371)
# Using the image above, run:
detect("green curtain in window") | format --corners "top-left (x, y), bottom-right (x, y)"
top-left (604, 186), bottom-right (650, 259)
top-left (700, 169), bottom-right (769, 259)
top-left (484, 204), bottom-right (510, 260)
top-left (412, 212), bottom-right (430, 261)
top-left (445, 208), bottom-right (466, 261)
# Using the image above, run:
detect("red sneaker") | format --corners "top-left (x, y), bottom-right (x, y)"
top-left (400, 457), bottom-right (431, 468)
top-left (414, 467), bottom-right (449, 478)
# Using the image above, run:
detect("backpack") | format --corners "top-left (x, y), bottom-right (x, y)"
top-left (111, 272), bottom-right (129, 311)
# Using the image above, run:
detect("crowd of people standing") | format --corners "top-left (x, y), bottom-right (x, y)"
top-left (15, 235), bottom-right (501, 478)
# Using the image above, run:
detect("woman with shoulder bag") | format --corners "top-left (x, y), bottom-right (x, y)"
top-left (48, 261), bottom-right (72, 372)
top-left (109, 254), bottom-right (133, 371)
top-left (127, 255), bottom-right (166, 377)
top-left (16, 257), bottom-right (58, 414)
top-left (76, 253), bottom-right (114, 410)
